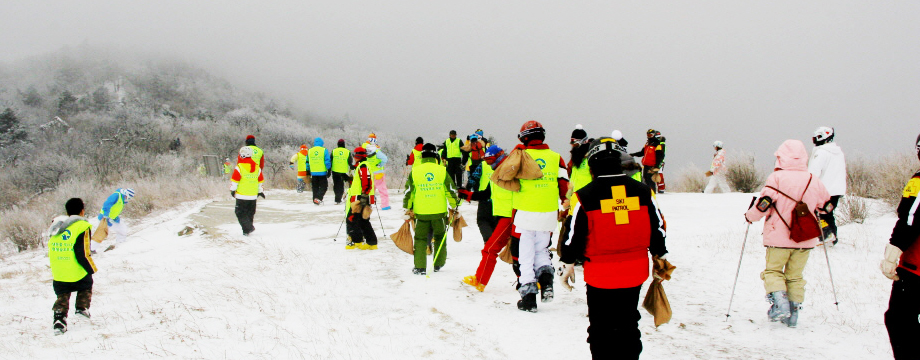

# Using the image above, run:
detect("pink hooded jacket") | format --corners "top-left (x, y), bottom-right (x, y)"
top-left (745, 140), bottom-right (831, 249)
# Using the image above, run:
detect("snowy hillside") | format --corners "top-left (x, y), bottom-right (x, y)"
top-left (0, 191), bottom-right (898, 359)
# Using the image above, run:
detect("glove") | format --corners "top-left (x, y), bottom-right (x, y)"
top-left (705, 171), bottom-right (713, 177)
top-left (744, 214), bottom-right (752, 224)
top-left (358, 194), bottom-right (370, 206)
top-left (457, 189), bottom-right (473, 203)
top-left (258, 192), bottom-right (266, 199)
top-left (881, 244), bottom-right (903, 281)
top-left (560, 263), bottom-right (576, 291)
top-left (230, 191), bottom-right (235, 198)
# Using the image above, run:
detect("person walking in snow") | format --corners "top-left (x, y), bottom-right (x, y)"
top-left (49, 198), bottom-right (97, 335)
top-left (245, 135), bottom-right (265, 170)
top-left (559, 138), bottom-right (668, 360)
top-left (223, 158), bottom-right (232, 175)
top-left (290, 144), bottom-right (309, 193)
top-left (404, 143), bottom-right (460, 275)
top-left (462, 145), bottom-right (515, 292)
top-left (744, 139), bottom-right (831, 328)
top-left (331, 139), bottom-right (352, 205)
top-left (307, 137), bottom-right (332, 205)
top-left (444, 130), bottom-right (464, 188)
top-left (630, 129), bottom-right (665, 193)
top-left (880, 133), bottom-right (920, 360)
top-left (458, 142), bottom-right (499, 245)
top-left (346, 146), bottom-right (378, 250)
top-left (91, 187), bottom-right (136, 253)
top-left (365, 141), bottom-right (391, 210)
top-left (512, 120), bottom-right (569, 312)
top-left (407, 137), bottom-right (424, 169)
top-left (809, 127), bottom-right (846, 245)
top-left (704, 141), bottom-right (730, 193)
top-left (231, 146), bottom-right (265, 236)
top-left (462, 133), bottom-right (486, 190)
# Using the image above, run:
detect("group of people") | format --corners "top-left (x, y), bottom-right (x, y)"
top-left (46, 125), bottom-right (920, 360)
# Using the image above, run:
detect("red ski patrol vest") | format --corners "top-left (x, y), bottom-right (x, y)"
top-left (898, 173), bottom-right (920, 277)
top-left (641, 143), bottom-right (658, 167)
top-left (575, 175), bottom-right (661, 289)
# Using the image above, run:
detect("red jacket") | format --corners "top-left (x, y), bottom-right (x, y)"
top-left (561, 174), bottom-right (667, 289)
top-left (891, 170), bottom-right (920, 277)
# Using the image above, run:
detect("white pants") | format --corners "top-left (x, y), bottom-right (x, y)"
top-left (704, 174), bottom-right (730, 193)
top-left (89, 218), bottom-right (128, 252)
top-left (518, 230), bottom-right (553, 286)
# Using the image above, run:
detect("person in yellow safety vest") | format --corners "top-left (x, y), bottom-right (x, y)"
top-left (245, 135), bottom-right (265, 170)
top-left (512, 120), bottom-right (570, 312)
top-left (331, 139), bottom-right (352, 205)
top-left (230, 146), bottom-right (265, 236)
top-left (48, 198), bottom-right (97, 335)
top-left (403, 143), bottom-right (461, 275)
top-left (307, 137), bottom-right (332, 205)
top-left (289, 145), bottom-right (309, 193)
top-left (223, 158), bottom-right (232, 175)
top-left (365, 140), bottom-right (391, 210)
top-left (444, 130), bottom-right (464, 188)
top-left (91, 188), bottom-right (135, 254)
top-left (407, 137), bottom-right (425, 169)
top-left (346, 146), bottom-right (377, 250)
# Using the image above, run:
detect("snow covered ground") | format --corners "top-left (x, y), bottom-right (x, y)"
top-left (0, 190), bottom-right (899, 359)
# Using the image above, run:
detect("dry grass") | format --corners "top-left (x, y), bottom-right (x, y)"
top-left (846, 151), bottom-right (916, 207)
top-left (671, 163), bottom-right (708, 193)
top-left (724, 151), bottom-right (765, 193)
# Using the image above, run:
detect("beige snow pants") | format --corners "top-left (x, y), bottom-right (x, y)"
top-left (761, 247), bottom-right (811, 303)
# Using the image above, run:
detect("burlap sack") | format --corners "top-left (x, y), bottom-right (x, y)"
top-left (92, 220), bottom-right (108, 243)
top-left (362, 204), bottom-right (373, 220)
top-left (449, 210), bottom-right (468, 242)
top-left (642, 257), bottom-right (676, 327)
top-left (390, 220), bottom-right (414, 255)
top-left (490, 148), bottom-right (544, 192)
top-left (498, 242), bottom-right (514, 264)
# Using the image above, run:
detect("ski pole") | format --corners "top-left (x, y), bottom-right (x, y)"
top-left (428, 214), bottom-right (452, 279)
top-left (374, 202), bottom-right (387, 239)
top-left (726, 196), bottom-right (758, 321)
top-left (333, 212), bottom-right (346, 241)
top-left (817, 210), bottom-right (840, 310)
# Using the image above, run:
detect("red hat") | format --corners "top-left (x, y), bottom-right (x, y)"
top-left (353, 146), bottom-right (368, 159)
top-left (246, 135), bottom-right (255, 140)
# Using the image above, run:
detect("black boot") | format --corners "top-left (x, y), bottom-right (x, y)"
top-left (517, 293), bottom-right (538, 313)
top-left (53, 313), bottom-right (67, 335)
top-left (537, 266), bottom-right (555, 303)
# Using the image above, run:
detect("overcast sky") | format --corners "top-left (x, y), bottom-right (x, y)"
top-left (2, 1), bottom-right (919, 174)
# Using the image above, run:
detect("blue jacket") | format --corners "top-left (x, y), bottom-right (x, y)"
top-left (371, 149), bottom-right (388, 174)
top-left (98, 190), bottom-right (128, 224)
top-left (306, 137), bottom-right (333, 176)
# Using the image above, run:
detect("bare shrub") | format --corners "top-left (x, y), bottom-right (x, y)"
top-left (846, 152), bottom-right (916, 207)
top-left (724, 151), bottom-right (765, 193)
top-left (1, 210), bottom-right (47, 252)
top-left (671, 163), bottom-right (708, 193)
top-left (837, 195), bottom-right (869, 225)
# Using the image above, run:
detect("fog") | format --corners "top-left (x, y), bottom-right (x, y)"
top-left (3, 1), bottom-right (919, 173)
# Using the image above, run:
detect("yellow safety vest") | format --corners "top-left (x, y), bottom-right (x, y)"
top-left (411, 162), bottom-right (449, 215)
top-left (249, 145), bottom-right (264, 168)
top-left (332, 148), bottom-right (350, 173)
top-left (48, 220), bottom-right (93, 282)
top-left (295, 152), bottom-right (308, 173)
top-left (366, 155), bottom-right (382, 174)
top-left (480, 163), bottom-right (512, 217)
top-left (411, 148), bottom-right (422, 165)
top-left (349, 162), bottom-right (376, 197)
top-left (100, 193), bottom-right (125, 220)
top-left (571, 160), bottom-right (592, 193)
top-left (308, 147), bottom-right (328, 173)
top-left (445, 138), bottom-right (462, 159)
top-left (236, 163), bottom-right (262, 197)
top-left (512, 148), bottom-right (561, 212)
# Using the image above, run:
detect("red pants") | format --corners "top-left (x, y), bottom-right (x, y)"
top-left (474, 216), bottom-right (514, 286)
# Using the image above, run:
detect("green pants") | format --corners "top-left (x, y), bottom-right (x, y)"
top-left (414, 217), bottom-right (448, 269)
top-left (761, 247), bottom-right (811, 303)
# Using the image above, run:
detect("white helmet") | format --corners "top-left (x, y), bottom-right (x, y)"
top-left (713, 140), bottom-right (723, 148)
top-left (611, 130), bottom-right (623, 141)
top-left (813, 126), bottom-right (834, 143)
top-left (239, 146), bottom-right (253, 158)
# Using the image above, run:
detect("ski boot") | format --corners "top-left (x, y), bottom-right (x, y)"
top-left (434, 266), bottom-right (442, 272)
top-left (345, 241), bottom-right (357, 250)
top-left (412, 268), bottom-right (427, 275)
top-left (517, 283), bottom-right (539, 312)
top-left (53, 313), bottom-right (67, 335)
top-left (366, 244), bottom-right (378, 250)
top-left (537, 266), bottom-right (555, 303)
top-left (463, 275), bottom-right (486, 292)
top-left (313, 199), bottom-right (323, 206)
top-left (75, 309), bottom-right (91, 319)
top-left (356, 242), bottom-right (372, 250)
top-left (783, 301), bottom-right (801, 328)
top-left (766, 291), bottom-right (791, 322)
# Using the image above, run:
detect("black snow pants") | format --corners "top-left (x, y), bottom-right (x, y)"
top-left (312, 175), bottom-right (329, 202)
top-left (332, 172), bottom-right (348, 203)
top-left (821, 195), bottom-right (841, 240)
top-left (586, 284), bottom-right (643, 360)
top-left (347, 212), bottom-right (378, 246)
top-left (446, 158), bottom-right (463, 188)
top-left (476, 200), bottom-right (497, 243)
top-left (886, 269), bottom-right (920, 360)
top-left (235, 199), bottom-right (257, 235)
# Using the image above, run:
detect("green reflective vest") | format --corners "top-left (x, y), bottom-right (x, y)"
top-left (295, 152), bottom-right (308, 173)
top-left (411, 162), bottom-right (449, 215)
top-left (332, 148), bottom-right (350, 173)
top-left (571, 160), bottom-right (592, 193)
top-left (236, 163), bottom-right (262, 197)
top-left (101, 194), bottom-right (125, 220)
top-left (411, 148), bottom-right (422, 165)
top-left (223, 162), bottom-right (231, 174)
top-left (366, 154), bottom-right (382, 174)
top-left (480, 163), bottom-right (512, 217)
top-left (308, 147), bottom-right (328, 173)
top-left (631, 171), bottom-right (643, 182)
top-left (349, 162), bottom-right (376, 197)
top-left (512, 148), bottom-right (561, 213)
top-left (48, 220), bottom-right (92, 282)
top-left (445, 138), bottom-right (462, 159)
top-left (249, 145), bottom-right (264, 168)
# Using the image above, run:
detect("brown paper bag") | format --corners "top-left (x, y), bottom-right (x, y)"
top-left (517, 150), bottom-right (545, 180)
top-left (498, 242), bottom-right (514, 264)
top-left (642, 257), bottom-right (677, 327)
top-left (362, 204), bottom-right (373, 220)
top-left (389, 220), bottom-right (414, 255)
top-left (449, 210), bottom-right (468, 242)
top-left (92, 220), bottom-right (108, 243)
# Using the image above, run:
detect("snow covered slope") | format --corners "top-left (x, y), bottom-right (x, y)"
top-left (0, 191), bottom-right (898, 359)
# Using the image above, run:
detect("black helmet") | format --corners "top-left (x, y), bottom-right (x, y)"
top-left (586, 137), bottom-right (623, 175)
top-left (422, 143), bottom-right (439, 158)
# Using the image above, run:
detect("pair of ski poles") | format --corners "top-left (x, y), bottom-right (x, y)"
top-left (333, 196), bottom-right (388, 241)
top-left (725, 197), bottom-right (839, 321)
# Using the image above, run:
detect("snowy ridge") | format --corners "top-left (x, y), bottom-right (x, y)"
top-left (0, 191), bottom-right (897, 359)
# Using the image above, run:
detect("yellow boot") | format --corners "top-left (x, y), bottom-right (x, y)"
top-left (356, 242), bottom-right (372, 250)
top-left (463, 275), bottom-right (486, 292)
top-left (345, 242), bottom-right (357, 250)
top-left (366, 244), bottom-right (378, 250)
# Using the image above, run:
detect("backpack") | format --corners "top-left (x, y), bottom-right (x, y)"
top-left (765, 175), bottom-right (822, 243)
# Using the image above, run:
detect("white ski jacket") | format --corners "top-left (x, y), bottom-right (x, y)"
top-left (808, 142), bottom-right (846, 196)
